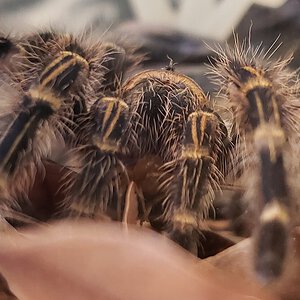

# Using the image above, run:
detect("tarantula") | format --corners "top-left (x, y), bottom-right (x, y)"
top-left (0, 29), bottom-right (299, 284)
top-left (0, 29), bottom-right (229, 249)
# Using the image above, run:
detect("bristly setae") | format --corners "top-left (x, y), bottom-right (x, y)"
top-left (121, 69), bottom-right (209, 160)
top-left (210, 35), bottom-right (300, 282)
top-left (161, 109), bottom-right (228, 255)
top-left (3, 27), bottom-right (300, 286)
top-left (0, 29), bottom-right (141, 208)
top-left (63, 97), bottom-right (130, 220)
top-left (61, 64), bottom-right (230, 249)
top-left (121, 67), bottom-right (210, 220)
top-left (122, 67), bottom-right (228, 251)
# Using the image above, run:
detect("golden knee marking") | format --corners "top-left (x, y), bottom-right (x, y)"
top-left (241, 77), bottom-right (272, 94)
top-left (40, 51), bottom-right (89, 88)
top-left (260, 201), bottom-right (289, 225)
top-left (28, 87), bottom-right (61, 111)
top-left (173, 211), bottom-right (198, 227)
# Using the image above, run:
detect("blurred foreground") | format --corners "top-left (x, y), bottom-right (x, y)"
top-left (0, 220), bottom-right (281, 300)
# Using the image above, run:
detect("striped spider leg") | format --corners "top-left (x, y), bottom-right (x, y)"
top-left (210, 37), bottom-right (300, 282)
top-left (0, 30), bottom-right (140, 220)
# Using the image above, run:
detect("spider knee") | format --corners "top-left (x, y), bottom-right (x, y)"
top-left (171, 210), bottom-right (198, 232)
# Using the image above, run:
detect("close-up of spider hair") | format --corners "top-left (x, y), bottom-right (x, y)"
top-left (61, 63), bottom-right (230, 256)
top-left (1, 28), bottom-right (300, 284)
top-left (0, 30), bottom-right (141, 219)
top-left (2, 2), bottom-right (300, 298)
top-left (209, 34), bottom-right (300, 282)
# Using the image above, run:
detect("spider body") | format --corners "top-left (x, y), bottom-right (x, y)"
top-left (1, 29), bottom-right (299, 284)
top-left (63, 67), bottom-right (228, 256)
